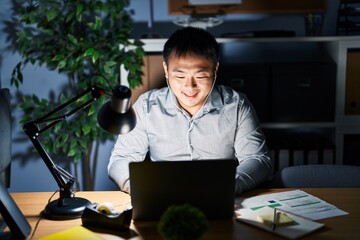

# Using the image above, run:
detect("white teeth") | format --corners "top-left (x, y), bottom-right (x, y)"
top-left (184, 92), bottom-right (197, 97)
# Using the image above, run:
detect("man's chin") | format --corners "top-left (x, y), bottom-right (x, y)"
top-left (179, 100), bottom-right (204, 111)
top-left (180, 98), bottom-right (199, 107)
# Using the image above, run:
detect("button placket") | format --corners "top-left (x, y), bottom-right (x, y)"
top-left (187, 119), bottom-right (195, 158)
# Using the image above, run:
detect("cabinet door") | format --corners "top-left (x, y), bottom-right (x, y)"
top-left (271, 62), bottom-right (336, 122)
top-left (217, 63), bottom-right (270, 122)
top-left (345, 49), bottom-right (360, 115)
top-left (344, 134), bottom-right (360, 165)
top-left (132, 55), bottom-right (165, 103)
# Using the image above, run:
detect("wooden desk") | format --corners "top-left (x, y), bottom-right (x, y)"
top-left (10, 188), bottom-right (360, 239)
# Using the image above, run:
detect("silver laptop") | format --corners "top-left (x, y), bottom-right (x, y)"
top-left (129, 159), bottom-right (238, 221)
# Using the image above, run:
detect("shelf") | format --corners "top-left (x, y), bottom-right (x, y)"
top-left (338, 9), bottom-right (360, 16)
top-left (341, 0), bottom-right (360, 4)
top-left (141, 36), bottom-right (360, 52)
top-left (337, 28), bottom-right (360, 33)
top-left (338, 21), bottom-right (360, 28)
top-left (261, 122), bottom-right (336, 129)
top-left (168, 0), bottom-right (327, 15)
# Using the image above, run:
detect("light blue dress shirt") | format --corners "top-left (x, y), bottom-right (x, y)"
top-left (108, 85), bottom-right (272, 194)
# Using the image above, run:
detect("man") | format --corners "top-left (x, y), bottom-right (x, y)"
top-left (108, 27), bottom-right (272, 194)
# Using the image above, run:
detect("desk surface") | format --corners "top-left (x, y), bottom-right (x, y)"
top-left (10, 188), bottom-right (360, 239)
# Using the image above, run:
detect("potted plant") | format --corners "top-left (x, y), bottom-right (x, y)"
top-left (4, 0), bottom-right (144, 190)
top-left (158, 204), bottom-right (209, 240)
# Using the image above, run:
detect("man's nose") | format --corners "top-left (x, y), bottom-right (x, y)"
top-left (184, 77), bottom-right (197, 87)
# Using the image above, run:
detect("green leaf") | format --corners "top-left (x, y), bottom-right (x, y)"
top-left (82, 125), bottom-right (91, 135)
top-left (75, 127), bottom-right (81, 138)
top-left (104, 65), bottom-right (111, 75)
top-left (88, 105), bottom-right (95, 116)
top-left (105, 61), bottom-right (117, 68)
top-left (52, 54), bottom-right (64, 61)
top-left (84, 47), bottom-right (100, 63)
top-left (76, 4), bottom-right (84, 15)
top-left (43, 29), bottom-right (54, 36)
top-left (70, 140), bottom-right (77, 149)
top-left (88, 16), bottom-right (102, 30)
top-left (92, 50), bottom-right (100, 63)
top-left (76, 4), bottom-right (84, 21)
top-left (84, 48), bottom-right (95, 56)
top-left (46, 9), bottom-right (58, 22)
top-left (57, 60), bottom-right (66, 69)
top-left (68, 147), bottom-right (77, 157)
top-left (19, 116), bottom-right (32, 124)
top-left (79, 139), bottom-right (87, 149)
top-left (67, 34), bottom-right (78, 45)
top-left (74, 152), bottom-right (82, 163)
top-left (10, 62), bottom-right (23, 88)
top-left (61, 133), bottom-right (69, 143)
top-left (32, 95), bottom-right (40, 104)
top-left (66, 12), bottom-right (75, 22)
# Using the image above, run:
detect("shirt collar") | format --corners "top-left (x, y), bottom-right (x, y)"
top-left (204, 86), bottom-right (224, 113)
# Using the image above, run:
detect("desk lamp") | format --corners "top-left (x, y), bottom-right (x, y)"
top-left (23, 84), bottom-right (136, 220)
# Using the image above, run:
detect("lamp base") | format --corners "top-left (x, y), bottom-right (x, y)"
top-left (44, 197), bottom-right (91, 220)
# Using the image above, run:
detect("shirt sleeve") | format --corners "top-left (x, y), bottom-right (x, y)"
top-left (107, 95), bottom-right (149, 193)
top-left (234, 95), bottom-right (273, 194)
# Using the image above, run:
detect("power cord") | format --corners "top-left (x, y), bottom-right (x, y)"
top-left (28, 190), bottom-right (58, 240)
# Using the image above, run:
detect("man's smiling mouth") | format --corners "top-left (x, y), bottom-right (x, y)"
top-left (183, 91), bottom-right (198, 98)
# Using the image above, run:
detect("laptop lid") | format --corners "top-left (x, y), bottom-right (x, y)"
top-left (129, 159), bottom-right (237, 221)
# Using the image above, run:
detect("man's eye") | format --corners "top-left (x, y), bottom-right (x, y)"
top-left (175, 76), bottom-right (185, 79)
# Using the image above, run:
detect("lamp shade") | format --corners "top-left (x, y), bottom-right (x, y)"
top-left (97, 85), bottom-right (136, 135)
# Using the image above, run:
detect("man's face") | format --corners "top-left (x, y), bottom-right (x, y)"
top-left (163, 53), bottom-right (218, 116)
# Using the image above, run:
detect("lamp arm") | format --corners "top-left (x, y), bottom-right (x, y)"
top-left (23, 86), bottom-right (105, 199)
top-left (23, 129), bottom-right (74, 198)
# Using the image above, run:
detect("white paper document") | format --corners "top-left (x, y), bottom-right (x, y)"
top-left (236, 206), bottom-right (325, 239)
top-left (235, 190), bottom-right (348, 220)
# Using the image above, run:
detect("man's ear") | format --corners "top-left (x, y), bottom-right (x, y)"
top-left (163, 61), bottom-right (168, 78)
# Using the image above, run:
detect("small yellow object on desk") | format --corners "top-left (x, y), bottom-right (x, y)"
top-left (39, 226), bottom-right (102, 240)
top-left (257, 211), bottom-right (296, 227)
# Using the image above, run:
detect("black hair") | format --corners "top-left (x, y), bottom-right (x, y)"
top-left (163, 27), bottom-right (219, 68)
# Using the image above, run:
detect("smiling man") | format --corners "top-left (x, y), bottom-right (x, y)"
top-left (108, 27), bottom-right (272, 194)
